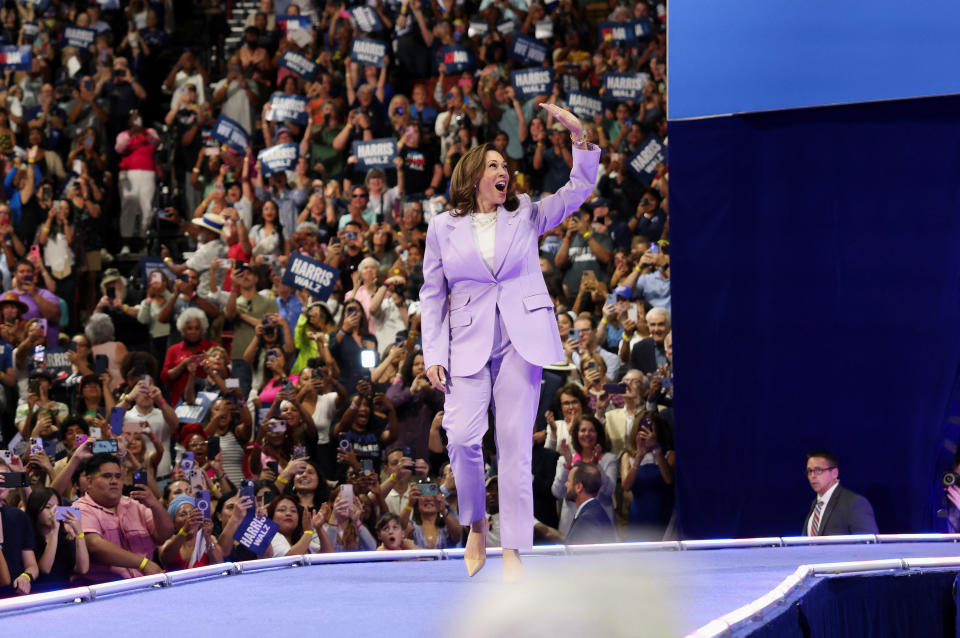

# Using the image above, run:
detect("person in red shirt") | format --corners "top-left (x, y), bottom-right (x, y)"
top-left (160, 308), bottom-right (216, 406)
top-left (114, 110), bottom-right (160, 254)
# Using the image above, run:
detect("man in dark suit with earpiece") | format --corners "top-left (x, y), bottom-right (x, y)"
top-left (565, 462), bottom-right (616, 545)
top-left (803, 450), bottom-right (878, 536)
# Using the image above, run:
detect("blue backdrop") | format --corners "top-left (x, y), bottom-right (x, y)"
top-left (671, 94), bottom-right (960, 538)
top-left (668, 0), bottom-right (960, 118)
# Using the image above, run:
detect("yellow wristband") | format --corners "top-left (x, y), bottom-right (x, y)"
top-left (389, 474), bottom-right (397, 482)
top-left (277, 476), bottom-right (289, 484)
top-left (177, 527), bottom-right (189, 537)
top-left (634, 265), bottom-right (642, 272)
top-left (582, 231), bottom-right (592, 240)
top-left (599, 318), bottom-right (607, 325)
top-left (303, 529), bottom-right (315, 535)
top-left (20, 572), bottom-right (32, 582)
top-left (138, 557), bottom-right (149, 570)
top-left (77, 532), bottom-right (85, 539)
top-left (403, 503), bottom-right (414, 511)
top-left (43, 226), bottom-right (50, 233)
top-left (163, 257), bottom-right (173, 263)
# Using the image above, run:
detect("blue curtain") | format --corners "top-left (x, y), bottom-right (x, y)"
top-left (671, 94), bottom-right (960, 539)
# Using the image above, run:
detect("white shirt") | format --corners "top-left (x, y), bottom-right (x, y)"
top-left (125, 406), bottom-right (173, 477)
top-left (470, 212), bottom-right (498, 272)
top-left (310, 392), bottom-right (338, 445)
top-left (385, 486), bottom-right (410, 515)
top-left (807, 480), bottom-right (840, 535)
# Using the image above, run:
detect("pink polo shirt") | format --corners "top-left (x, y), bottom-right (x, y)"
top-left (75, 494), bottom-right (158, 583)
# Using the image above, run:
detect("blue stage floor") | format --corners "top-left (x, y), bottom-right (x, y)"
top-left (1, 541), bottom-right (958, 636)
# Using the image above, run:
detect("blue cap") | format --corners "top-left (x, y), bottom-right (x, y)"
top-left (613, 285), bottom-right (633, 300)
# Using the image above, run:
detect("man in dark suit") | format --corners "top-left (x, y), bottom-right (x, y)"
top-left (564, 462), bottom-right (616, 545)
top-left (803, 450), bottom-right (879, 536)
top-left (623, 307), bottom-right (670, 374)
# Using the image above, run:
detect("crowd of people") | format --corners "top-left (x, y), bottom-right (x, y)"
top-left (0, 0), bottom-right (670, 596)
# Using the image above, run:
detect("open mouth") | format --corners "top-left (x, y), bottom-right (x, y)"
top-left (494, 180), bottom-right (507, 192)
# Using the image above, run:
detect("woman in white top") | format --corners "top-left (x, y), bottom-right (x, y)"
top-left (267, 494), bottom-right (331, 556)
top-left (249, 200), bottom-right (286, 264)
top-left (119, 378), bottom-right (179, 479)
top-left (203, 397), bottom-right (252, 487)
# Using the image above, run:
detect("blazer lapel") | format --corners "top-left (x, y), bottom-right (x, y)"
top-left (492, 206), bottom-right (520, 277)
top-left (446, 213), bottom-right (495, 281)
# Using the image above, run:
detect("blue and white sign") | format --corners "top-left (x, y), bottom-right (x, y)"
top-left (508, 33), bottom-right (548, 66)
top-left (279, 50), bottom-right (318, 80)
top-left (350, 6), bottom-right (383, 33)
top-left (21, 22), bottom-right (38, 38)
top-left (633, 18), bottom-right (653, 40)
top-left (175, 391), bottom-right (219, 424)
top-left (140, 256), bottom-right (178, 287)
top-left (560, 73), bottom-right (581, 95)
top-left (210, 114), bottom-right (249, 151)
top-left (277, 15), bottom-right (311, 33)
top-left (440, 45), bottom-right (475, 73)
top-left (602, 72), bottom-right (647, 102)
top-left (349, 38), bottom-right (388, 68)
top-left (97, 0), bottom-right (120, 9)
top-left (496, 19), bottom-right (515, 35)
top-left (265, 92), bottom-right (308, 125)
top-left (60, 25), bottom-right (96, 49)
top-left (598, 21), bottom-right (635, 45)
top-left (233, 513), bottom-right (279, 555)
top-left (282, 253), bottom-right (339, 300)
top-left (568, 91), bottom-right (603, 119)
top-left (627, 136), bottom-right (667, 184)
top-left (19, 0), bottom-right (49, 11)
top-left (352, 137), bottom-right (397, 170)
top-left (467, 20), bottom-right (488, 38)
top-left (258, 143), bottom-right (299, 176)
top-left (511, 67), bottom-right (554, 100)
top-left (534, 19), bottom-right (553, 40)
top-left (43, 347), bottom-right (71, 381)
top-left (0, 46), bottom-right (32, 71)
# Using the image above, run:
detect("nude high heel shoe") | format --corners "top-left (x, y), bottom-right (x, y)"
top-left (464, 519), bottom-right (487, 577)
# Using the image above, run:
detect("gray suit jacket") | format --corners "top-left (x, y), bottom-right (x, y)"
top-left (804, 484), bottom-right (879, 536)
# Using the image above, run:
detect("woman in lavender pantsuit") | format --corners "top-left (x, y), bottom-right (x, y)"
top-left (419, 104), bottom-right (600, 580)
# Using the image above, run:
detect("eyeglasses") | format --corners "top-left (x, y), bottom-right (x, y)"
top-left (805, 466), bottom-right (836, 476)
top-left (560, 400), bottom-right (580, 407)
top-left (352, 193), bottom-right (367, 199)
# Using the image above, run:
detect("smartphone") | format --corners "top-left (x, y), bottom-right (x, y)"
top-left (418, 482), bottom-right (439, 497)
top-left (293, 445), bottom-right (306, 459)
top-left (346, 306), bottom-right (358, 316)
top-left (72, 159), bottom-right (83, 174)
top-left (361, 459), bottom-right (374, 475)
top-left (207, 435), bottom-right (220, 459)
top-left (69, 341), bottom-right (79, 353)
top-left (239, 479), bottom-right (255, 502)
top-left (55, 506), bottom-right (82, 521)
top-left (266, 461), bottom-right (279, 475)
top-left (30, 437), bottom-right (43, 455)
top-left (33, 344), bottom-right (45, 364)
top-left (0, 472), bottom-right (29, 488)
top-left (180, 451), bottom-right (195, 471)
top-left (627, 305), bottom-right (638, 322)
top-left (225, 378), bottom-right (240, 389)
top-left (660, 377), bottom-right (673, 390)
top-left (568, 328), bottom-right (580, 341)
top-left (92, 439), bottom-right (118, 454)
top-left (75, 434), bottom-right (88, 447)
top-left (105, 286), bottom-right (116, 300)
top-left (606, 293), bottom-right (617, 307)
top-left (84, 133), bottom-right (94, 147)
top-left (89, 426), bottom-right (102, 439)
top-left (29, 244), bottom-right (40, 261)
top-left (603, 383), bottom-right (627, 395)
top-left (109, 406), bottom-right (125, 435)
top-left (344, 231), bottom-right (358, 241)
top-left (338, 438), bottom-right (351, 452)
top-left (132, 470), bottom-right (147, 485)
top-left (340, 483), bottom-right (354, 502)
top-left (94, 354), bottom-right (109, 375)
top-left (267, 419), bottom-right (287, 433)
top-left (585, 361), bottom-right (596, 370)
top-left (0, 449), bottom-right (13, 464)
top-left (360, 349), bottom-right (376, 369)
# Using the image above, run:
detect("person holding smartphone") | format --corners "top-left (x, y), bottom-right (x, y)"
top-left (25, 486), bottom-right (89, 590)
top-left (420, 103), bottom-right (599, 580)
top-left (329, 299), bottom-right (378, 394)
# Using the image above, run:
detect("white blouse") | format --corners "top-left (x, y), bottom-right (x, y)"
top-left (470, 212), bottom-right (497, 272)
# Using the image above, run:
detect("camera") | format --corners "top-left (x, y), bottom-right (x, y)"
top-left (943, 472), bottom-right (960, 487)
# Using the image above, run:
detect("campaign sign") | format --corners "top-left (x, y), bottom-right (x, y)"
top-left (508, 33), bottom-right (548, 67)
top-left (97, 0), bottom-right (120, 8)
top-left (174, 391), bottom-right (219, 424)
top-left (43, 347), bottom-right (71, 381)
top-left (20, 0), bottom-right (49, 11)
top-left (440, 45), bottom-right (475, 73)
top-left (258, 143), bottom-right (299, 176)
top-left (598, 21), bottom-right (635, 45)
top-left (265, 93), bottom-right (308, 126)
top-left (282, 253), bottom-right (339, 300)
top-left (60, 25), bottom-right (96, 49)
top-left (602, 72), bottom-right (647, 102)
top-left (350, 6), bottom-right (383, 33)
top-left (22, 22), bottom-right (38, 38)
top-left (279, 51), bottom-right (318, 80)
top-left (233, 513), bottom-right (279, 555)
top-left (511, 67), bottom-right (554, 100)
top-left (210, 114), bottom-right (249, 152)
top-left (560, 73), bottom-right (581, 95)
top-left (352, 137), bottom-right (397, 170)
top-left (496, 19), bottom-right (515, 35)
top-left (140, 256), bottom-right (178, 287)
top-left (349, 38), bottom-right (388, 69)
top-left (633, 18), bottom-right (653, 40)
top-left (568, 91), bottom-right (603, 119)
top-left (627, 136), bottom-right (667, 184)
top-left (277, 15), bottom-right (311, 33)
top-left (534, 19), bottom-right (553, 40)
top-left (0, 46), bottom-right (31, 71)
top-left (467, 20), bottom-right (488, 38)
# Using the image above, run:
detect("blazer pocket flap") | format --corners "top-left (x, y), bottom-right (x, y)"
top-left (450, 293), bottom-right (471, 310)
top-left (523, 293), bottom-right (552, 312)
top-left (450, 310), bottom-right (472, 328)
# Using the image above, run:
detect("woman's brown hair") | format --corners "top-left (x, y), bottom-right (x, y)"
top-left (448, 143), bottom-right (519, 217)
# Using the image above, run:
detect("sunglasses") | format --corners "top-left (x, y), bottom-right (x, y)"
top-left (352, 193), bottom-right (367, 198)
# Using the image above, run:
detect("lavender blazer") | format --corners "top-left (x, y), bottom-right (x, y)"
top-left (420, 145), bottom-right (600, 377)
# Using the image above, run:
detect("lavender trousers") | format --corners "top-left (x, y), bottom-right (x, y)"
top-left (442, 309), bottom-right (541, 550)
